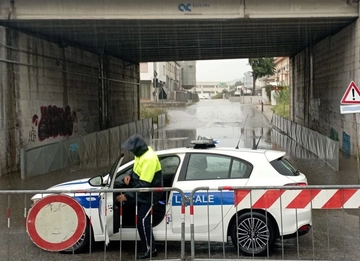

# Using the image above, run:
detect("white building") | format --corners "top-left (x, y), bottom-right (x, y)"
top-left (194, 81), bottom-right (231, 98)
top-left (140, 62), bottom-right (181, 101)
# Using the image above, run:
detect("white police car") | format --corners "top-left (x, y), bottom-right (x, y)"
top-left (31, 137), bottom-right (311, 255)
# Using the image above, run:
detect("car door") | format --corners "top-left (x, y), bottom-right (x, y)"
top-left (171, 152), bottom-right (252, 234)
top-left (110, 154), bottom-right (182, 237)
top-left (98, 188), bottom-right (116, 245)
top-left (112, 165), bottom-right (133, 235)
top-left (98, 156), bottom-right (125, 244)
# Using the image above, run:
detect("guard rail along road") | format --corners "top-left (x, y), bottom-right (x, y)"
top-left (20, 114), bottom-right (166, 179)
top-left (271, 114), bottom-right (339, 171)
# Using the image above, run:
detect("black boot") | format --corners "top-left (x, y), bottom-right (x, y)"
top-left (137, 249), bottom-right (157, 259)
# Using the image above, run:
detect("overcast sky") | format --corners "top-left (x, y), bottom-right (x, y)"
top-left (196, 59), bottom-right (252, 83)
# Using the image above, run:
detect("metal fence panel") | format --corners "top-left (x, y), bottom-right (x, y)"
top-left (290, 120), bottom-right (297, 141)
top-left (326, 134), bottom-right (340, 171)
top-left (80, 132), bottom-right (97, 168)
top-left (142, 118), bottom-right (152, 138)
top-left (271, 114), bottom-right (339, 170)
top-left (96, 129), bottom-right (110, 168)
top-left (296, 123), bottom-right (302, 145)
top-left (61, 137), bottom-right (82, 168)
top-left (157, 114), bottom-right (162, 129)
top-left (136, 120), bottom-right (144, 137)
top-left (25, 142), bottom-right (61, 177)
top-left (22, 116), bottom-right (157, 178)
top-left (120, 124), bottom-right (132, 161)
top-left (157, 114), bottom-right (166, 129)
top-left (272, 113), bottom-right (277, 127)
top-left (316, 133), bottom-right (326, 160)
top-left (109, 126), bottom-right (120, 164)
top-left (281, 116), bottom-right (286, 134)
top-left (129, 122), bottom-right (136, 135)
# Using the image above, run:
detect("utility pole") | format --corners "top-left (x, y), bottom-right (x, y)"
top-left (153, 62), bottom-right (158, 102)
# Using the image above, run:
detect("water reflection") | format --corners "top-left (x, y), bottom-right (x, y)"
top-left (151, 127), bottom-right (274, 151)
top-left (151, 129), bottom-right (196, 151)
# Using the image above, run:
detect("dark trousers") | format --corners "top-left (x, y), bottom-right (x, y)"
top-left (138, 203), bottom-right (156, 252)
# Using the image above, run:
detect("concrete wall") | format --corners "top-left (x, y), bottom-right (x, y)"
top-left (0, 27), bottom-right (139, 175)
top-left (229, 96), bottom-right (263, 104)
top-left (292, 18), bottom-right (360, 156)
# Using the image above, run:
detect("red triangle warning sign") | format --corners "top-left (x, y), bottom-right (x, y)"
top-left (340, 81), bottom-right (360, 104)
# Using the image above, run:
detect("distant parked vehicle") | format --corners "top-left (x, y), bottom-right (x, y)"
top-left (234, 86), bottom-right (242, 96)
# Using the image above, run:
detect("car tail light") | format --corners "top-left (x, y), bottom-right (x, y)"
top-left (299, 224), bottom-right (311, 231)
top-left (284, 182), bottom-right (307, 186)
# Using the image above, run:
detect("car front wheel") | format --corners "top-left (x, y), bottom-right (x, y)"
top-left (231, 212), bottom-right (275, 256)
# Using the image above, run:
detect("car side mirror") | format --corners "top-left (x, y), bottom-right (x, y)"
top-left (88, 175), bottom-right (105, 187)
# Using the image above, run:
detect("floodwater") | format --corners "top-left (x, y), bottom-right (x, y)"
top-left (1, 99), bottom-right (360, 260)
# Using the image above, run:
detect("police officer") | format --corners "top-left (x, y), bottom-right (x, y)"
top-left (116, 134), bottom-right (163, 259)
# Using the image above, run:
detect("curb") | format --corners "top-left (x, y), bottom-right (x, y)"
top-left (254, 104), bottom-right (274, 124)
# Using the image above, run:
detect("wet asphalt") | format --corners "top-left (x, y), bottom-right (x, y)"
top-left (1, 99), bottom-right (360, 260)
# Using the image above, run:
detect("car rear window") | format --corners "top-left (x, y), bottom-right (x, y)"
top-left (270, 157), bottom-right (299, 176)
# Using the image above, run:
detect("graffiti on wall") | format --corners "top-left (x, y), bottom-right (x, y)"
top-left (32, 105), bottom-right (77, 141)
top-left (28, 127), bottom-right (37, 144)
top-left (69, 143), bottom-right (80, 152)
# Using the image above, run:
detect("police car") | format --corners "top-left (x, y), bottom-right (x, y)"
top-left (30, 137), bottom-right (311, 255)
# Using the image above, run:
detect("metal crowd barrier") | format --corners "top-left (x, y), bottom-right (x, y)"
top-left (0, 187), bottom-right (186, 261)
top-left (189, 185), bottom-right (360, 261)
top-left (1, 185), bottom-right (360, 261)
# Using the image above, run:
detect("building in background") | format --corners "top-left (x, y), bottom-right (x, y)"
top-left (194, 81), bottom-right (231, 99)
top-left (258, 57), bottom-right (290, 87)
top-left (165, 62), bottom-right (181, 100)
top-left (140, 61), bottom-right (195, 102)
top-left (274, 57), bottom-right (290, 86)
top-left (180, 61), bottom-right (196, 90)
top-left (140, 62), bottom-right (166, 101)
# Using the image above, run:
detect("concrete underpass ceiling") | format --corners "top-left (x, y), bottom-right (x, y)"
top-left (2, 17), bottom-right (357, 63)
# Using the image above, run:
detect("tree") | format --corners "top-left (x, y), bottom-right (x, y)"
top-left (248, 58), bottom-right (276, 95)
top-left (233, 80), bottom-right (243, 87)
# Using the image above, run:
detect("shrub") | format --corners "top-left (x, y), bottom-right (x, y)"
top-left (273, 87), bottom-right (290, 119)
top-left (140, 105), bottom-right (170, 124)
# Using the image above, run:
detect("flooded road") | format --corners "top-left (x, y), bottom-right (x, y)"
top-left (1, 99), bottom-right (360, 260)
top-left (156, 99), bottom-right (272, 149)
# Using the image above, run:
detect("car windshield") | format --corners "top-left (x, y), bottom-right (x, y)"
top-left (270, 157), bottom-right (299, 176)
